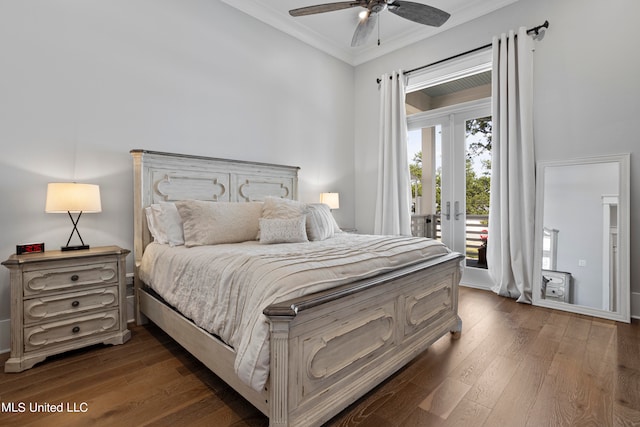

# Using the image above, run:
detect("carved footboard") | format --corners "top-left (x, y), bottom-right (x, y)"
top-left (265, 252), bottom-right (464, 427)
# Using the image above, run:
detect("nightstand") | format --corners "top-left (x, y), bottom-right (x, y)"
top-left (2, 246), bottom-right (131, 372)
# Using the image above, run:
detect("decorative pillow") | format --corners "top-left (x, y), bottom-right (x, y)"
top-left (258, 197), bottom-right (308, 238)
top-left (305, 203), bottom-right (336, 241)
top-left (175, 200), bottom-right (263, 247)
top-left (146, 202), bottom-right (185, 246)
top-left (259, 216), bottom-right (308, 244)
top-left (261, 196), bottom-right (307, 219)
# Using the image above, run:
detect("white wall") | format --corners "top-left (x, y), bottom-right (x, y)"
top-left (0, 0), bottom-right (355, 349)
top-left (354, 0), bottom-right (640, 315)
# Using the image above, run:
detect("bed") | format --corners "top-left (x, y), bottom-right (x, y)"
top-left (131, 149), bottom-right (464, 427)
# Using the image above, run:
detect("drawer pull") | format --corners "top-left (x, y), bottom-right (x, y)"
top-left (72, 326), bottom-right (80, 334)
top-left (70, 274), bottom-right (79, 282)
top-left (71, 300), bottom-right (80, 308)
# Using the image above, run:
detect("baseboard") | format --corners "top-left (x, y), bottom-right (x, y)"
top-left (631, 291), bottom-right (640, 320)
top-left (459, 281), bottom-right (492, 291)
top-left (127, 294), bottom-right (135, 324)
top-left (0, 318), bottom-right (10, 354)
top-left (126, 272), bottom-right (135, 324)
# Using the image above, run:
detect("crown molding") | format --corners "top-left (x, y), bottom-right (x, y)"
top-left (220, 0), bottom-right (521, 66)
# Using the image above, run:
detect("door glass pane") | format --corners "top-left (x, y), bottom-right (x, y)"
top-left (409, 126), bottom-right (442, 241)
top-left (464, 116), bottom-right (492, 268)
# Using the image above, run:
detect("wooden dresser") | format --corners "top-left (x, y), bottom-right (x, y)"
top-left (2, 246), bottom-right (131, 372)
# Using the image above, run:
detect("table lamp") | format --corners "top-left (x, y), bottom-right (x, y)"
top-left (45, 182), bottom-right (102, 251)
top-left (320, 192), bottom-right (340, 210)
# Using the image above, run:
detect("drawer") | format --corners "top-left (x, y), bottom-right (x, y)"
top-left (24, 309), bottom-right (120, 352)
top-left (24, 286), bottom-right (119, 325)
top-left (23, 262), bottom-right (118, 296)
top-left (545, 284), bottom-right (569, 302)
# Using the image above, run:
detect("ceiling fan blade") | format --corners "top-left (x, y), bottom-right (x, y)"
top-left (351, 11), bottom-right (378, 47)
top-left (289, 1), bottom-right (366, 17)
top-left (388, 1), bottom-right (450, 27)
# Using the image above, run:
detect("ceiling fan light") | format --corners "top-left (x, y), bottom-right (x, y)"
top-left (358, 10), bottom-right (369, 20)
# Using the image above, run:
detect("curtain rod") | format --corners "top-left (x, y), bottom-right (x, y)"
top-left (376, 20), bottom-right (549, 84)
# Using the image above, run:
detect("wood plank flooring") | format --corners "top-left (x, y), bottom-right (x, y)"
top-left (1, 287), bottom-right (639, 426)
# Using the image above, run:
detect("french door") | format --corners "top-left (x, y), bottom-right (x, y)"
top-left (408, 99), bottom-right (493, 288)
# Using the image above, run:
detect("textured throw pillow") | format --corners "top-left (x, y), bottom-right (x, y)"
top-left (146, 202), bottom-right (185, 246)
top-left (175, 200), bottom-right (263, 247)
top-left (305, 203), bottom-right (336, 241)
top-left (259, 216), bottom-right (308, 244)
top-left (258, 196), bottom-right (308, 238)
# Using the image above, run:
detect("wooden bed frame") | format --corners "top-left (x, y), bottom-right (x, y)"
top-left (131, 149), bottom-right (464, 427)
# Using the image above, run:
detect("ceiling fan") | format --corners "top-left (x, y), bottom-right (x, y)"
top-left (289, 1), bottom-right (451, 47)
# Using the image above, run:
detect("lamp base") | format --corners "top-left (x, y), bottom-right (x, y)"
top-left (61, 245), bottom-right (90, 252)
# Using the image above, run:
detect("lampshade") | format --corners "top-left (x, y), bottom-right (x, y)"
top-left (45, 183), bottom-right (102, 213)
top-left (320, 192), bottom-right (340, 210)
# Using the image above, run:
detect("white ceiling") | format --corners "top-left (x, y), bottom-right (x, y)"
top-left (220, 0), bottom-right (521, 65)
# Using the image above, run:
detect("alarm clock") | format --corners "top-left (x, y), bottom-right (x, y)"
top-left (16, 243), bottom-right (45, 255)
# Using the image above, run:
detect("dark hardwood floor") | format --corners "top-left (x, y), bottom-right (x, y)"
top-left (1, 287), bottom-right (639, 426)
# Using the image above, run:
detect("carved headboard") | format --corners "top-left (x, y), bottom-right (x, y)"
top-left (130, 149), bottom-right (299, 269)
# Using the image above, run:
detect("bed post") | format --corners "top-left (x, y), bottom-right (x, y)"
top-left (267, 312), bottom-right (295, 427)
top-left (130, 150), bottom-right (149, 325)
top-left (450, 315), bottom-right (463, 339)
top-left (450, 260), bottom-right (463, 339)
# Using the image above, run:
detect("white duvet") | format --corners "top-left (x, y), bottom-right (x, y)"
top-left (139, 233), bottom-right (449, 391)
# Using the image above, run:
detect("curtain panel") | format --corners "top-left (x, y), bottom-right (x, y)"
top-left (374, 71), bottom-right (412, 236)
top-left (487, 27), bottom-right (536, 303)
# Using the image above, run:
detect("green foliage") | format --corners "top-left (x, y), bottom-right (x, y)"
top-left (466, 116), bottom-right (492, 158)
top-left (465, 158), bottom-right (490, 215)
top-left (435, 166), bottom-right (441, 212)
top-left (410, 151), bottom-right (422, 198)
top-left (409, 117), bottom-right (492, 215)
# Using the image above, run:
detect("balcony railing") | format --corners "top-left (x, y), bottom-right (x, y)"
top-left (411, 214), bottom-right (489, 268)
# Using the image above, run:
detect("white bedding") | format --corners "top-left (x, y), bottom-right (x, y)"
top-left (139, 233), bottom-right (449, 391)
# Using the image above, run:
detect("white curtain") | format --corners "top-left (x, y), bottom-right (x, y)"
top-left (487, 28), bottom-right (536, 303)
top-left (374, 71), bottom-right (412, 236)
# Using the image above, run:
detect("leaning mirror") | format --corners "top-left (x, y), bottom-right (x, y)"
top-left (533, 154), bottom-right (630, 322)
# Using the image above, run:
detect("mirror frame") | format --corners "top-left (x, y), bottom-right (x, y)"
top-left (533, 154), bottom-right (630, 322)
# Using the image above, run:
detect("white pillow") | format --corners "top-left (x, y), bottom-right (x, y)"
top-left (175, 200), bottom-right (263, 247)
top-left (305, 203), bottom-right (336, 241)
top-left (144, 206), bottom-right (165, 244)
top-left (259, 216), bottom-right (308, 244)
top-left (261, 196), bottom-right (306, 216)
top-left (145, 202), bottom-right (185, 246)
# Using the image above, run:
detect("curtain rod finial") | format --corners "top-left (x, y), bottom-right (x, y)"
top-left (375, 75), bottom-right (395, 84)
top-left (529, 19), bottom-right (550, 40)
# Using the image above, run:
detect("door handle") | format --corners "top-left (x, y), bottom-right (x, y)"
top-left (445, 202), bottom-right (451, 220)
top-left (454, 201), bottom-right (463, 220)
